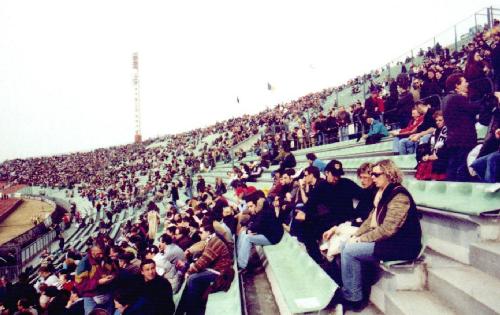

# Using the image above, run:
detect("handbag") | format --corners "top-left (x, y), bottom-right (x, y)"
top-left (415, 161), bottom-right (433, 180)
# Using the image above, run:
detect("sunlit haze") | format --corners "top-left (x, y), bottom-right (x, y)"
top-left (0, 0), bottom-right (494, 161)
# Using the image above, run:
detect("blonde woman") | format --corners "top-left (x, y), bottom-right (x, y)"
top-left (336, 159), bottom-right (422, 311)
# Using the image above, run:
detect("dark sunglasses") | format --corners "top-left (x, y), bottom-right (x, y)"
top-left (371, 172), bottom-right (384, 178)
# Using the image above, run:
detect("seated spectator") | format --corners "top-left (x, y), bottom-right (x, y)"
top-left (65, 287), bottom-right (84, 314)
top-left (175, 223), bottom-right (234, 315)
top-left (471, 128), bottom-right (500, 183)
top-left (335, 160), bottom-right (422, 311)
top-left (237, 190), bottom-right (284, 271)
top-left (246, 161), bottom-right (263, 182)
top-left (390, 108), bottom-right (424, 155)
top-left (214, 177), bottom-right (227, 195)
top-left (352, 163), bottom-right (377, 224)
top-left (14, 298), bottom-right (38, 315)
top-left (158, 234), bottom-right (186, 267)
top-left (75, 244), bottom-right (115, 315)
top-left (140, 259), bottom-right (175, 315)
top-left (415, 111), bottom-right (448, 180)
top-left (362, 117), bottom-right (388, 145)
top-left (407, 101), bottom-right (437, 147)
top-left (34, 265), bottom-right (59, 294)
top-left (174, 227), bottom-right (194, 251)
top-left (306, 153), bottom-right (326, 172)
top-left (297, 162), bottom-right (363, 263)
top-left (113, 287), bottom-right (152, 315)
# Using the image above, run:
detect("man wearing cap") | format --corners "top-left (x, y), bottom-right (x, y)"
top-left (297, 162), bottom-right (364, 263)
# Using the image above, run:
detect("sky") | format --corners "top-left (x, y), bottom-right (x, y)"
top-left (0, 0), bottom-right (496, 162)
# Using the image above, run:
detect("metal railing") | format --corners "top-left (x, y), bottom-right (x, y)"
top-left (328, 7), bottom-right (499, 108)
top-left (20, 229), bottom-right (57, 264)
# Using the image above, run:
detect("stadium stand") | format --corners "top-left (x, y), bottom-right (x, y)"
top-left (0, 9), bottom-right (499, 315)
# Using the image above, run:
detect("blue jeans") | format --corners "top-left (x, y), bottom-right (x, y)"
top-left (316, 132), bottom-right (324, 146)
top-left (397, 138), bottom-right (417, 155)
top-left (340, 241), bottom-right (376, 302)
top-left (237, 231), bottom-right (271, 268)
top-left (339, 126), bottom-right (349, 142)
top-left (176, 270), bottom-right (218, 315)
top-left (185, 187), bottom-right (193, 199)
top-left (471, 151), bottom-right (500, 183)
top-left (83, 294), bottom-right (113, 315)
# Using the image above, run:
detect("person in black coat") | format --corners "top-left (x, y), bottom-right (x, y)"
top-left (296, 162), bottom-right (364, 263)
top-left (3, 272), bottom-right (37, 313)
top-left (237, 191), bottom-right (284, 269)
top-left (442, 73), bottom-right (482, 181)
top-left (140, 259), bottom-right (175, 315)
top-left (420, 70), bottom-right (442, 101)
top-left (114, 287), bottom-right (154, 315)
top-left (396, 73), bottom-right (415, 128)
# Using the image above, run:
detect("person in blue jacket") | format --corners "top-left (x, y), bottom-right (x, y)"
top-left (363, 116), bottom-right (388, 145)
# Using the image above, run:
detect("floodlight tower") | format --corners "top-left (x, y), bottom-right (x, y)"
top-left (132, 52), bottom-right (142, 144)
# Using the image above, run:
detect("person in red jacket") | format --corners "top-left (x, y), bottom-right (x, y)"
top-left (390, 108), bottom-right (424, 154)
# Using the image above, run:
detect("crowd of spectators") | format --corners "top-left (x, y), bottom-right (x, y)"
top-left (0, 19), bottom-right (499, 315)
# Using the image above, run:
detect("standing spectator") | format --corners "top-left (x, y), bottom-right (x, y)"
top-left (147, 209), bottom-right (160, 243)
top-left (337, 106), bottom-right (352, 142)
top-left (364, 86), bottom-right (384, 121)
top-left (171, 182), bottom-right (179, 206)
top-left (325, 111), bottom-right (338, 144)
top-left (420, 69), bottom-right (442, 101)
top-left (184, 175), bottom-right (193, 199)
top-left (465, 50), bottom-right (491, 101)
top-left (196, 176), bottom-right (206, 196)
top-left (396, 73), bottom-right (414, 129)
top-left (442, 73), bottom-right (481, 181)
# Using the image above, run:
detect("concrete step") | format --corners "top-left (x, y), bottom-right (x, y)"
top-left (385, 291), bottom-right (456, 315)
top-left (470, 241), bottom-right (500, 280)
top-left (428, 265), bottom-right (500, 315)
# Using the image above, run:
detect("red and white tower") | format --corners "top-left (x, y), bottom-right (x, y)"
top-left (132, 52), bottom-right (142, 144)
